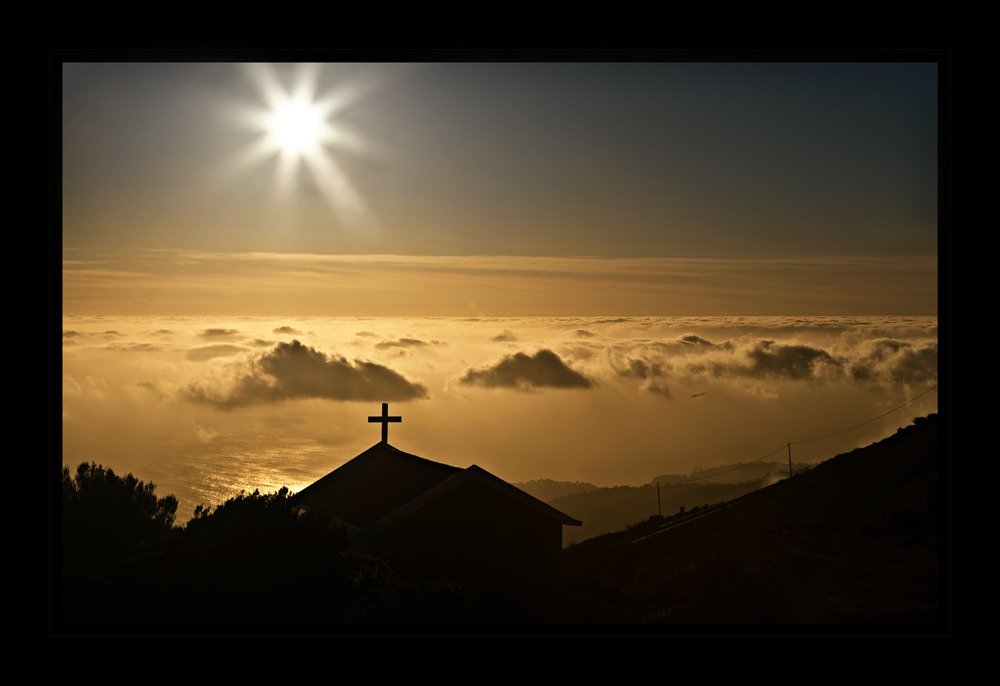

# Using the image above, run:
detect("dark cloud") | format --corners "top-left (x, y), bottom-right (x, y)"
top-left (198, 328), bottom-right (242, 338)
top-left (575, 329), bottom-right (597, 338)
top-left (273, 326), bottom-right (304, 335)
top-left (677, 334), bottom-right (733, 350)
top-left (743, 342), bottom-right (840, 380)
top-left (647, 382), bottom-right (673, 399)
top-left (185, 340), bottom-right (428, 409)
top-left (846, 339), bottom-right (937, 387)
top-left (491, 330), bottom-right (518, 342)
top-left (250, 339), bottom-right (275, 347)
top-left (355, 331), bottom-right (378, 337)
top-left (850, 364), bottom-right (873, 382)
top-left (619, 359), bottom-right (667, 380)
top-left (185, 344), bottom-right (248, 361)
top-left (593, 318), bottom-right (632, 324)
top-left (866, 338), bottom-right (911, 360)
top-left (375, 338), bottom-right (429, 350)
top-left (679, 334), bottom-right (714, 346)
top-left (459, 349), bottom-right (592, 391)
top-left (63, 330), bottom-right (82, 338)
top-left (889, 343), bottom-right (938, 385)
top-left (691, 391), bottom-right (707, 398)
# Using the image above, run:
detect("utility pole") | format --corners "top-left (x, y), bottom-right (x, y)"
top-left (787, 442), bottom-right (793, 477)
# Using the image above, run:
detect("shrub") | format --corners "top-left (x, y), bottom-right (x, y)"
top-left (183, 487), bottom-right (350, 559)
top-left (62, 462), bottom-right (178, 567)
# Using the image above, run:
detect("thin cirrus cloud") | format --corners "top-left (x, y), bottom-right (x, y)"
top-left (458, 349), bottom-right (592, 391)
top-left (62, 251), bottom-right (937, 318)
top-left (185, 340), bottom-right (428, 409)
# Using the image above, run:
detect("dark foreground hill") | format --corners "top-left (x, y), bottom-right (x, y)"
top-left (552, 468), bottom-right (812, 547)
top-left (563, 414), bottom-right (942, 624)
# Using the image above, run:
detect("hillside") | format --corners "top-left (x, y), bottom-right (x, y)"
top-left (511, 479), bottom-right (598, 502)
top-left (552, 467), bottom-right (811, 546)
top-left (648, 460), bottom-right (808, 486)
top-left (563, 414), bottom-right (942, 624)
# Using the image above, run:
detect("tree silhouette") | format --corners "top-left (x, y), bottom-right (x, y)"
top-left (184, 486), bottom-right (350, 558)
top-left (62, 462), bottom-right (178, 567)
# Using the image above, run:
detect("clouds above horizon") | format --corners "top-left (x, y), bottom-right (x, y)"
top-left (458, 349), bottom-right (592, 391)
top-left (490, 330), bottom-right (518, 342)
top-left (185, 344), bottom-right (248, 361)
top-left (185, 340), bottom-right (429, 409)
top-left (63, 314), bottom-right (939, 517)
top-left (602, 332), bottom-right (937, 393)
top-left (374, 337), bottom-right (429, 350)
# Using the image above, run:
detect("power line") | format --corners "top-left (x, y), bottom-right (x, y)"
top-left (790, 384), bottom-right (937, 445)
top-left (574, 384), bottom-right (938, 519)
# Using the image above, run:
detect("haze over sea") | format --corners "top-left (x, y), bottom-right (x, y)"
top-left (63, 314), bottom-right (937, 522)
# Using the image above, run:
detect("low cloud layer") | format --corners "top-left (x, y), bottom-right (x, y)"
top-left (198, 328), bottom-right (242, 339)
top-left (490, 330), bottom-right (518, 342)
top-left (459, 349), bottom-right (592, 391)
top-left (375, 338), bottom-right (429, 350)
top-left (602, 329), bottom-right (936, 394)
top-left (185, 340), bottom-right (429, 409)
top-left (185, 344), bottom-right (248, 362)
top-left (741, 341), bottom-right (840, 380)
top-left (848, 339), bottom-right (938, 386)
top-left (273, 326), bottom-right (303, 335)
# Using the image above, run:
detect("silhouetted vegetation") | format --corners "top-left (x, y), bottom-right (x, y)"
top-left (62, 462), bottom-right (178, 568)
top-left (59, 470), bottom-right (530, 624)
top-left (184, 486), bottom-right (350, 558)
top-left (58, 413), bottom-right (941, 626)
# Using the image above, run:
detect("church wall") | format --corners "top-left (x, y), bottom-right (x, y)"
top-left (371, 478), bottom-right (563, 592)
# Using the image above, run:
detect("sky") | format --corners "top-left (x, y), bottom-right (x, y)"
top-left (60, 58), bottom-right (941, 521)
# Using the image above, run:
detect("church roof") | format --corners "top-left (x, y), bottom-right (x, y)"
top-left (369, 464), bottom-right (583, 530)
top-left (293, 442), bottom-right (461, 528)
top-left (293, 442), bottom-right (582, 530)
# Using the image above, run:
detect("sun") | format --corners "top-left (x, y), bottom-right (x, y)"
top-left (269, 100), bottom-right (323, 155)
top-left (222, 63), bottom-right (378, 231)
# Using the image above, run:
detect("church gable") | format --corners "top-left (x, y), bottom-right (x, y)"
top-left (294, 403), bottom-right (581, 591)
top-left (293, 442), bottom-right (460, 528)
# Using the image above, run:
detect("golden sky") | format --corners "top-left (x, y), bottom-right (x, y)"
top-left (60, 59), bottom-right (941, 521)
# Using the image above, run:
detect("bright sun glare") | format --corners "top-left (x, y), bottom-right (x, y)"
top-left (225, 63), bottom-right (378, 231)
top-left (269, 101), bottom-right (322, 154)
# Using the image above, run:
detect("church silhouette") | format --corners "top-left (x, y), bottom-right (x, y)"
top-left (294, 404), bottom-right (582, 592)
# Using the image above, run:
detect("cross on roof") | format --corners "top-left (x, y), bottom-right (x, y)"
top-left (368, 403), bottom-right (401, 444)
